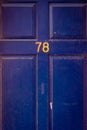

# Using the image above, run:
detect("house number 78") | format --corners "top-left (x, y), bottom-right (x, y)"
top-left (35, 42), bottom-right (50, 53)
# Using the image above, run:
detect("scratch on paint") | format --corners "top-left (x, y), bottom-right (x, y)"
top-left (50, 102), bottom-right (53, 110)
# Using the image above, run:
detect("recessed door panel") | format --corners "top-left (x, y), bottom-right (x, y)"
top-left (49, 4), bottom-right (86, 39)
top-left (1, 3), bottom-right (36, 39)
top-left (2, 56), bottom-right (37, 130)
top-left (49, 56), bottom-right (85, 130)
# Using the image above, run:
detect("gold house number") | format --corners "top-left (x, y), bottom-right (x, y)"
top-left (35, 42), bottom-right (50, 53)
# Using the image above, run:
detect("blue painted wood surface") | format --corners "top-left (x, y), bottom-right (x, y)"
top-left (0, 0), bottom-right (87, 130)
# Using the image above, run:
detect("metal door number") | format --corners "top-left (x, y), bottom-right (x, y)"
top-left (35, 42), bottom-right (50, 53)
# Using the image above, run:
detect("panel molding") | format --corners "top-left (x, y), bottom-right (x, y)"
top-left (0, 60), bottom-right (2, 130)
top-left (83, 57), bottom-right (87, 130)
top-left (49, 56), bottom-right (53, 130)
top-left (49, 3), bottom-right (86, 7)
top-left (86, 4), bottom-right (87, 39)
top-left (0, 2), bottom-right (3, 39)
top-left (2, 3), bottom-right (35, 7)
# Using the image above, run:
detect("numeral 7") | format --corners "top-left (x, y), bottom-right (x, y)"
top-left (35, 42), bottom-right (42, 52)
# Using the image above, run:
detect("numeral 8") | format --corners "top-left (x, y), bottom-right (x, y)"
top-left (42, 42), bottom-right (50, 53)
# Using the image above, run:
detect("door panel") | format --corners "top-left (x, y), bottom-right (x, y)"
top-left (2, 56), bottom-right (37, 130)
top-left (1, 3), bottom-right (36, 39)
top-left (49, 4), bottom-right (86, 39)
top-left (49, 56), bottom-right (84, 130)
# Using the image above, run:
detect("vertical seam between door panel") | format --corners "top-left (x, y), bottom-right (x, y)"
top-left (36, 55), bottom-right (38, 130)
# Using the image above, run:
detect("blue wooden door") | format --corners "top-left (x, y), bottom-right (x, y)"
top-left (0, 0), bottom-right (87, 130)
